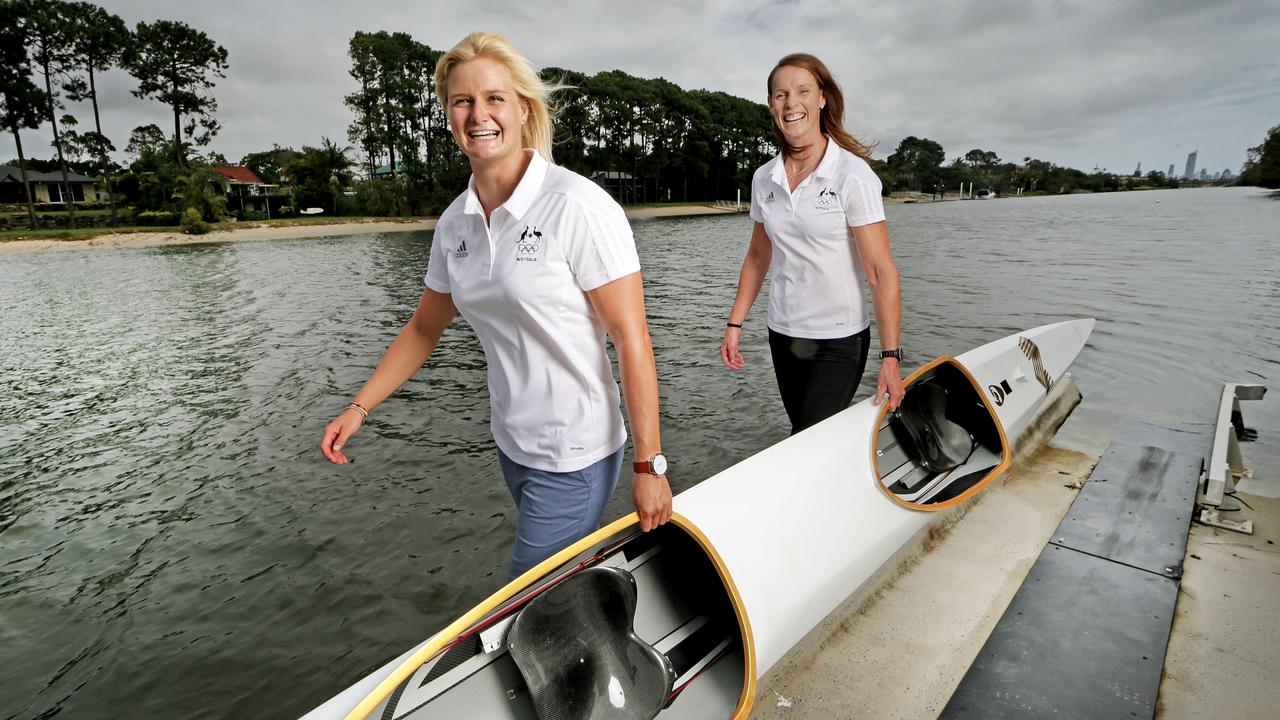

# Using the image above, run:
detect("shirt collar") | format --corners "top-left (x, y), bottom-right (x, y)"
top-left (462, 149), bottom-right (547, 221)
top-left (769, 136), bottom-right (841, 189)
top-left (767, 152), bottom-right (787, 189)
top-left (811, 136), bottom-right (840, 181)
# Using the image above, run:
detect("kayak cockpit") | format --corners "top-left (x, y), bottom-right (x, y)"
top-left (369, 522), bottom-right (750, 719)
top-left (874, 357), bottom-right (1011, 510)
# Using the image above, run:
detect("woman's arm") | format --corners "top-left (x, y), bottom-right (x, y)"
top-left (320, 288), bottom-right (458, 464)
top-left (586, 272), bottom-right (672, 532)
top-left (721, 221), bottom-right (773, 369)
top-left (852, 220), bottom-right (905, 410)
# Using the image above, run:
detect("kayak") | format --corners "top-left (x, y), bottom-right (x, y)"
top-left (304, 318), bottom-right (1094, 720)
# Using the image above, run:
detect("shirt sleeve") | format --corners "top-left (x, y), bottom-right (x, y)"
top-left (423, 221), bottom-right (451, 293)
top-left (566, 198), bottom-right (641, 292)
top-left (842, 163), bottom-right (887, 227)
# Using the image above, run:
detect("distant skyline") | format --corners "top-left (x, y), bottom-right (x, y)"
top-left (5, 0), bottom-right (1278, 177)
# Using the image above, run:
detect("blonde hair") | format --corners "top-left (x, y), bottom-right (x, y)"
top-left (435, 32), bottom-right (561, 162)
top-left (768, 53), bottom-right (875, 161)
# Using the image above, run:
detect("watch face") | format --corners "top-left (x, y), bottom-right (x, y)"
top-left (652, 454), bottom-right (668, 476)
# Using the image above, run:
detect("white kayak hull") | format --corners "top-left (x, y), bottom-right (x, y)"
top-left (306, 319), bottom-right (1094, 720)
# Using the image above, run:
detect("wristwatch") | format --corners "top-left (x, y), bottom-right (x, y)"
top-left (633, 453), bottom-right (668, 476)
top-left (880, 348), bottom-right (903, 361)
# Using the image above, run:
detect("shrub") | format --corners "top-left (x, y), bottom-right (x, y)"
top-left (136, 210), bottom-right (180, 226)
top-left (180, 207), bottom-right (210, 235)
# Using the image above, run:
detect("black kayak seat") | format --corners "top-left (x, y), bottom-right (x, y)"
top-left (507, 566), bottom-right (675, 720)
top-left (895, 381), bottom-right (975, 474)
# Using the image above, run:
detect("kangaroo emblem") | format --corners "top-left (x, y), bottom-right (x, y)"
top-left (517, 225), bottom-right (543, 259)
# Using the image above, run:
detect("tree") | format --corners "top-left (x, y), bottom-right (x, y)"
top-left (1239, 125), bottom-right (1280, 189)
top-left (27, 0), bottom-right (81, 227)
top-left (125, 123), bottom-right (168, 160)
top-left (888, 136), bottom-right (945, 192)
top-left (240, 145), bottom-right (299, 187)
top-left (0, 0), bottom-right (48, 228)
top-left (963, 148), bottom-right (1001, 169)
top-left (175, 165), bottom-right (227, 221)
top-left (61, 0), bottom-right (129, 225)
top-left (120, 124), bottom-right (182, 212)
top-left (122, 19), bottom-right (228, 167)
top-left (283, 138), bottom-right (353, 214)
top-left (1020, 157), bottom-right (1055, 193)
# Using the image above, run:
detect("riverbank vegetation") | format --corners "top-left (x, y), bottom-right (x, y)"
top-left (4, 3), bottom-right (1271, 237)
top-left (1239, 125), bottom-right (1279, 189)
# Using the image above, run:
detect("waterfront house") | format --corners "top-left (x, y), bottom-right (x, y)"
top-left (590, 170), bottom-right (641, 205)
top-left (210, 165), bottom-right (279, 216)
top-left (0, 165), bottom-right (101, 205)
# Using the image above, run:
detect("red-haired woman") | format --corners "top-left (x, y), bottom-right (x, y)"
top-left (721, 53), bottom-right (904, 434)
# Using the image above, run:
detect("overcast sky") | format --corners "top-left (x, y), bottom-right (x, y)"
top-left (7, 0), bottom-right (1278, 177)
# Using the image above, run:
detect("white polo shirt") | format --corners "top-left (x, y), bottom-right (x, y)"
top-left (424, 150), bottom-right (639, 473)
top-left (750, 139), bottom-right (886, 339)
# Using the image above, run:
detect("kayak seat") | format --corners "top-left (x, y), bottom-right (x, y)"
top-left (507, 566), bottom-right (675, 720)
top-left (895, 381), bottom-right (976, 474)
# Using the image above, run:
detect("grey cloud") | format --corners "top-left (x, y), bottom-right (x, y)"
top-left (3, 0), bottom-right (1276, 175)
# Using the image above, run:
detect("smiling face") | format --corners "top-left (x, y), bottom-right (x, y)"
top-left (768, 64), bottom-right (825, 147)
top-left (446, 56), bottom-right (530, 170)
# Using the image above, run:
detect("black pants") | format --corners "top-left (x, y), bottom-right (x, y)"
top-left (768, 327), bottom-right (871, 435)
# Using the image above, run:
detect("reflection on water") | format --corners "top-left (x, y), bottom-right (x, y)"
top-left (1, 188), bottom-right (1277, 719)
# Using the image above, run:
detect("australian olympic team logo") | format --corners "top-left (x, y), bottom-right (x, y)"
top-left (815, 186), bottom-right (837, 210)
top-left (517, 225), bottom-right (542, 261)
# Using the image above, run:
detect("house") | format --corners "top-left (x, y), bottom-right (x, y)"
top-left (0, 165), bottom-right (101, 204)
top-left (590, 170), bottom-right (641, 205)
top-left (373, 161), bottom-right (404, 177)
top-left (209, 165), bottom-right (279, 216)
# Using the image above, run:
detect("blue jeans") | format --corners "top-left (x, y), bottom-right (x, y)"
top-left (498, 445), bottom-right (624, 580)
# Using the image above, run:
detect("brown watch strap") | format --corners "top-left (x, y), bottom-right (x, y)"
top-left (633, 460), bottom-right (654, 474)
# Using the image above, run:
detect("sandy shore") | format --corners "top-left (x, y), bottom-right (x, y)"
top-left (0, 204), bottom-right (746, 256)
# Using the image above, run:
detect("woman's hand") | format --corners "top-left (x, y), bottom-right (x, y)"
top-left (720, 326), bottom-right (745, 369)
top-left (632, 473), bottom-right (673, 532)
top-left (320, 408), bottom-right (365, 464)
top-left (874, 358), bottom-right (905, 411)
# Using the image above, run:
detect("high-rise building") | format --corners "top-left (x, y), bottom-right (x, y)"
top-left (1222, 169), bottom-right (1234, 181)
top-left (1200, 168), bottom-right (1208, 180)
top-left (1184, 150), bottom-right (1198, 179)
top-left (1134, 161), bottom-right (1142, 176)
top-left (1168, 164), bottom-right (1175, 177)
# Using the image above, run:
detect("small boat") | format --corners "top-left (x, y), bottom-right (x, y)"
top-left (304, 319), bottom-right (1094, 720)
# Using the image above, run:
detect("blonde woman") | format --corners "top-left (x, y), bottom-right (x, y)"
top-left (321, 32), bottom-right (671, 579)
top-left (722, 53), bottom-right (905, 434)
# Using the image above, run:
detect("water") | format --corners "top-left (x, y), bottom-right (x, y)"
top-left (1, 187), bottom-right (1277, 719)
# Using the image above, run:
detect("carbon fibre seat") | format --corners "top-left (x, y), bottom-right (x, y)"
top-left (895, 381), bottom-right (975, 474)
top-left (506, 566), bottom-right (674, 720)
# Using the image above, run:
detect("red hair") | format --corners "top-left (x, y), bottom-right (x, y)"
top-left (768, 53), bottom-right (875, 160)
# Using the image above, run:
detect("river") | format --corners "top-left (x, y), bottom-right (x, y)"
top-left (1, 187), bottom-right (1276, 719)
